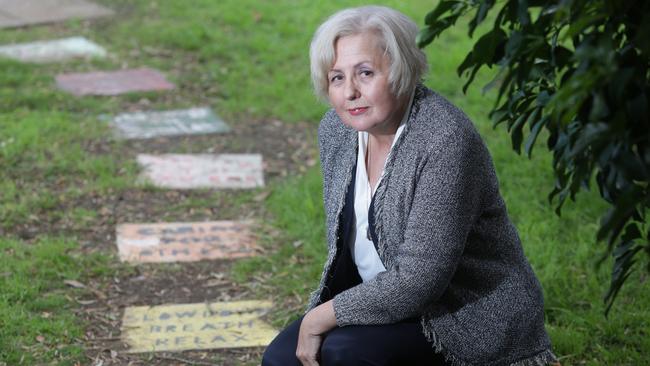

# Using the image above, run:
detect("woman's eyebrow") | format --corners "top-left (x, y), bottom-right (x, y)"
top-left (329, 61), bottom-right (374, 73)
top-left (355, 61), bottom-right (373, 68)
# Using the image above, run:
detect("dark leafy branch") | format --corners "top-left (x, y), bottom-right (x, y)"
top-left (418, 0), bottom-right (650, 315)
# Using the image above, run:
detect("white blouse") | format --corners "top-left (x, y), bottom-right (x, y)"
top-left (350, 94), bottom-right (413, 282)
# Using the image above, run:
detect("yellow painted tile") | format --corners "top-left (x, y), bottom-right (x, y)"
top-left (121, 300), bottom-right (277, 353)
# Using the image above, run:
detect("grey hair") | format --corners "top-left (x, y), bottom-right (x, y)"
top-left (309, 5), bottom-right (428, 102)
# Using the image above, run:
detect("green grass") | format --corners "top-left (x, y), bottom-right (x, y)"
top-left (0, 107), bottom-right (136, 228)
top-left (0, 0), bottom-right (647, 365)
top-left (0, 237), bottom-right (109, 365)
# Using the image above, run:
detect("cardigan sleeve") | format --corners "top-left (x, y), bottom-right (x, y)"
top-left (332, 126), bottom-right (486, 326)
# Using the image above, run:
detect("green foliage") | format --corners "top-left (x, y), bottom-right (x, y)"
top-left (419, 0), bottom-right (650, 314)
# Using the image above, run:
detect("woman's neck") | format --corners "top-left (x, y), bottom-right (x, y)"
top-left (367, 93), bottom-right (409, 149)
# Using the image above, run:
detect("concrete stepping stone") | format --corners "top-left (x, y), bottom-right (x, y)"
top-left (0, 0), bottom-right (113, 29)
top-left (121, 300), bottom-right (277, 353)
top-left (0, 36), bottom-right (106, 63)
top-left (116, 221), bottom-right (258, 264)
top-left (109, 107), bottom-right (230, 139)
top-left (55, 68), bottom-right (175, 96)
top-left (137, 154), bottom-right (264, 189)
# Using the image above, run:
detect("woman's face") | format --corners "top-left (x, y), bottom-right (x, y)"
top-left (327, 32), bottom-right (406, 135)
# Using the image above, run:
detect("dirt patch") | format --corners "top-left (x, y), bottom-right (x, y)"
top-left (79, 260), bottom-right (266, 366)
top-left (77, 118), bottom-right (316, 365)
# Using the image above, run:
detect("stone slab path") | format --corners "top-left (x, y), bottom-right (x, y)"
top-left (121, 300), bottom-right (277, 353)
top-left (109, 107), bottom-right (230, 139)
top-left (116, 221), bottom-right (258, 263)
top-left (56, 68), bottom-right (175, 96)
top-left (137, 153), bottom-right (265, 189)
top-left (0, 0), bottom-right (113, 29)
top-left (0, 36), bottom-right (106, 63)
top-left (1, 4), bottom-right (323, 363)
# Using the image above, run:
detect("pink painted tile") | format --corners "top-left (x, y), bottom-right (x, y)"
top-left (55, 68), bottom-right (174, 96)
top-left (116, 221), bottom-right (259, 263)
top-left (0, 0), bottom-right (113, 29)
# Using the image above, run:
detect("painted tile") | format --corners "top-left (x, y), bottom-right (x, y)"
top-left (110, 107), bottom-right (230, 139)
top-left (116, 221), bottom-right (257, 263)
top-left (0, 0), bottom-right (113, 29)
top-left (121, 300), bottom-right (277, 353)
top-left (0, 36), bottom-right (106, 63)
top-left (55, 68), bottom-right (175, 96)
top-left (0, 12), bottom-right (15, 27)
top-left (137, 154), bottom-right (264, 189)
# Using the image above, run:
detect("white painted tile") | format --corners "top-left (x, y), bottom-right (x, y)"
top-left (137, 154), bottom-right (265, 189)
top-left (0, 37), bottom-right (106, 63)
top-left (110, 107), bottom-right (230, 139)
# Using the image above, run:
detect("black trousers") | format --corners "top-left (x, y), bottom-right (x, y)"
top-left (262, 315), bottom-right (447, 366)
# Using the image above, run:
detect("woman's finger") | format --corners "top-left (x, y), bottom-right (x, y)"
top-left (296, 326), bottom-right (322, 366)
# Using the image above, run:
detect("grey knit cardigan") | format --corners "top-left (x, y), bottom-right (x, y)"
top-left (308, 85), bottom-right (557, 366)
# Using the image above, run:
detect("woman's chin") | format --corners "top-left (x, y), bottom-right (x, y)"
top-left (341, 119), bottom-right (373, 132)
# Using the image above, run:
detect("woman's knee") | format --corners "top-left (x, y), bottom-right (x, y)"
top-left (320, 334), bottom-right (366, 366)
top-left (261, 316), bottom-right (303, 366)
top-left (262, 341), bottom-right (294, 366)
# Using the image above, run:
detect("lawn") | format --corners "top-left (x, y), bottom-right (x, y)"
top-left (0, 1), bottom-right (648, 365)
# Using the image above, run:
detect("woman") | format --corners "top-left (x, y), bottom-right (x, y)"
top-left (263, 5), bottom-right (557, 366)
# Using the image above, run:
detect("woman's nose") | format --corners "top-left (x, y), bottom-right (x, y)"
top-left (344, 78), bottom-right (359, 100)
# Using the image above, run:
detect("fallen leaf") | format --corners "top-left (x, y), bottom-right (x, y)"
top-left (76, 299), bottom-right (97, 305)
top-left (129, 275), bottom-right (146, 282)
top-left (64, 280), bottom-right (86, 289)
top-left (89, 288), bottom-right (108, 300)
top-left (252, 11), bottom-right (262, 22)
top-left (36, 335), bottom-right (45, 343)
top-left (203, 279), bottom-right (227, 287)
top-left (254, 190), bottom-right (270, 202)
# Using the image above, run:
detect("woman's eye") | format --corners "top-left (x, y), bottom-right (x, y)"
top-left (360, 70), bottom-right (373, 77)
top-left (330, 74), bottom-right (343, 82)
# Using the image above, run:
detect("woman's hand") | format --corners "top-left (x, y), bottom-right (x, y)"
top-left (296, 300), bottom-right (337, 366)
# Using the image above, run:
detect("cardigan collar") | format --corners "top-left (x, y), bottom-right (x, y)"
top-left (328, 83), bottom-right (426, 264)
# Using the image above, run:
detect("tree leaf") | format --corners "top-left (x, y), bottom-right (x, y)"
top-left (417, 26), bottom-right (438, 48)
top-left (472, 27), bottom-right (507, 66)
top-left (469, 0), bottom-right (495, 37)
top-left (424, 0), bottom-right (461, 25)
top-left (524, 110), bottom-right (545, 158)
top-left (516, 0), bottom-right (531, 26)
top-left (604, 240), bottom-right (642, 316)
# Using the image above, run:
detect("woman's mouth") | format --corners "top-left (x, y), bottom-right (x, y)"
top-left (348, 107), bottom-right (369, 116)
